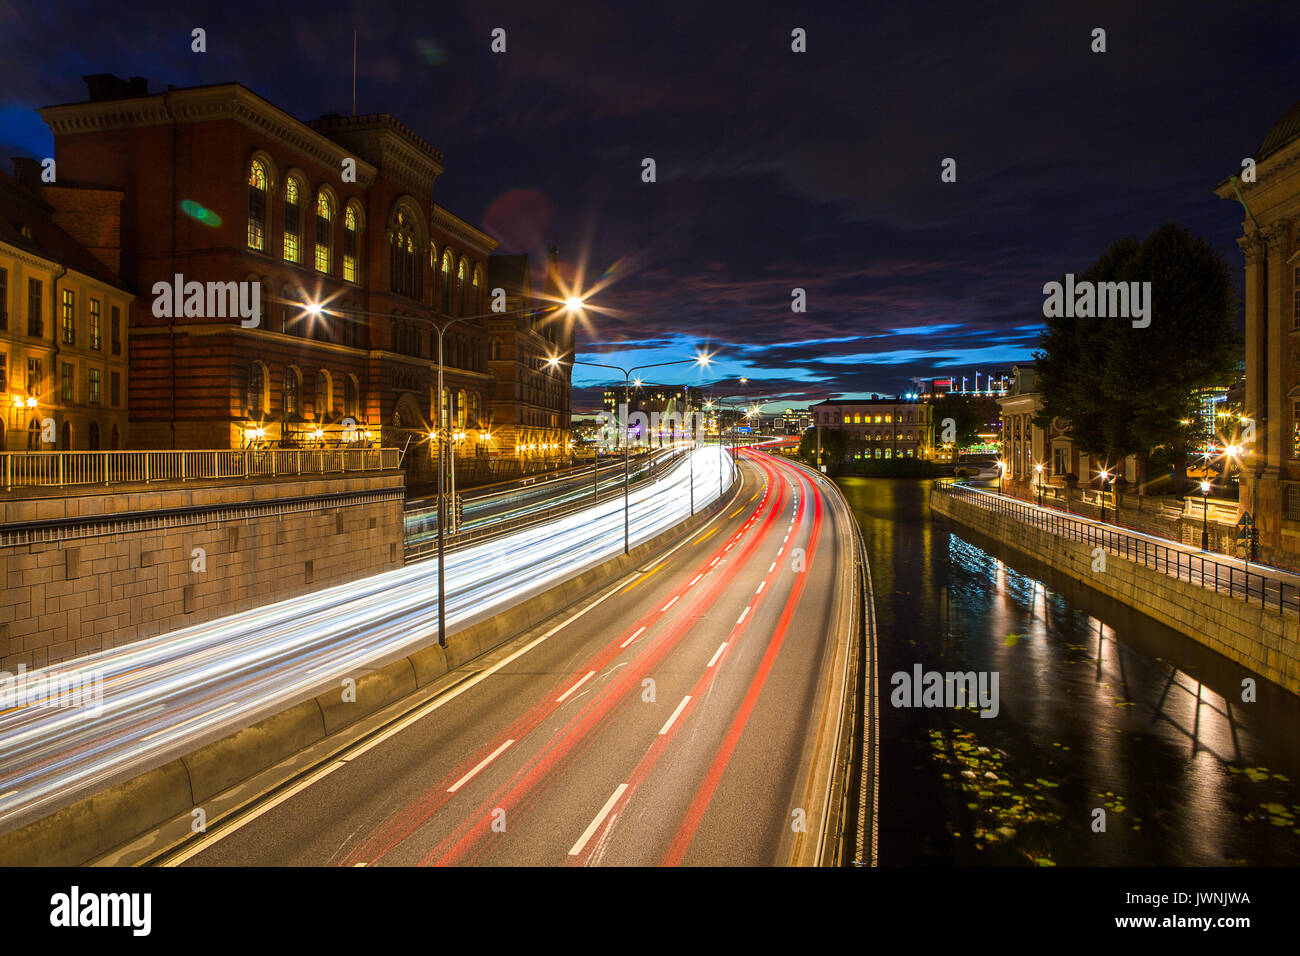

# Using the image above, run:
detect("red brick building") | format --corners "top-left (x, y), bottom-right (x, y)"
top-left (36, 74), bottom-right (557, 470)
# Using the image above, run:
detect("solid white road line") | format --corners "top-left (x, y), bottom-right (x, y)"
top-left (556, 671), bottom-right (596, 703)
top-left (569, 783), bottom-right (629, 856)
top-left (659, 695), bottom-right (692, 735)
top-left (448, 738), bottom-right (516, 793)
top-left (620, 626), bottom-right (646, 649)
top-left (706, 643), bottom-right (727, 668)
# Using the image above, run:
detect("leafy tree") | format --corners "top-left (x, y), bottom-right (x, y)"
top-left (930, 394), bottom-right (983, 453)
top-left (798, 427), bottom-right (848, 466)
top-left (1034, 224), bottom-right (1239, 493)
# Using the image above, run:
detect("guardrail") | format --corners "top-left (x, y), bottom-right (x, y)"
top-left (404, 447), bottom-right (697, 560)
top-left (1, 448), bottom-right (400, 490)
top-left (935, 480), bottom-right (1299, 616)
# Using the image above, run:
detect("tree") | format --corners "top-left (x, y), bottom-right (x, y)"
top-left (798, 427), bottom-right (848, 467)
top-left (1034, 224), bottom-right (1240, 493)
top-left (930, 394), bottom-right (983, 454)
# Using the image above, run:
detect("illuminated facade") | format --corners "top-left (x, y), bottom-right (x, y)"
top-left (0, 165), bottom-right (132, 451)
top-left (810, 397), bottom-right (933, 461)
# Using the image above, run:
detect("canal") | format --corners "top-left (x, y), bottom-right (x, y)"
top-left (839, 476), bottom-right (1300, 866)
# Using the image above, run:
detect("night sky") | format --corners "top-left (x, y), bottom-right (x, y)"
top-left (2, 1), bottom-right (1298, 413)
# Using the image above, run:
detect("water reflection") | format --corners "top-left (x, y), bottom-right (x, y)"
top-left (840, 477), bottom-right (1300, 866)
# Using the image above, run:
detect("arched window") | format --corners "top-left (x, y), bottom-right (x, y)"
top-left (344, 375), bottom-right (358, 418)
top-left (470, 393), bottom-right (480, 428)
top-left (89, 421), bottom-right (101, 450)
top-left (248, 361), bottom-right (266, 417)
top-left (441, 387), bottom-right (451, 429)
top-left (247, 159), bottom-right (268, 250)
top-left (457, 257), bottom-right (469, 316)
top-left (283, 177), bottom-right (303, 263)
top-left (389, 209), bottom-right (419, 299)
top-left (490, 339), bottom-right (501, 361)
top-left (440, 250), bottom-right (454, 314)
top-left (472, 266), bottom-right (483, 315)
top-left (283, 367), bottom-right (301, 418)
top-left (343, 205), bottom-right (361, 282)
top-left (456, 389), bottom-right (468, 429)
top-left (315, 191), bottom-right (333, 274)
top-left (27, 419), bottom-right (40, 450)
top-left (316, 370), bottom-right (332, 420)
top-left (59, 420), bottom-right (72, 451)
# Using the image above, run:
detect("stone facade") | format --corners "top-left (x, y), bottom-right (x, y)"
top-left (0, 472), bottom-right (404, 670)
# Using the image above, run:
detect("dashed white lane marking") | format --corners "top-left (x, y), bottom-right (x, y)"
top-left (756, 581), bottom-right (766, 594)
top-left (707, 643), bottom-right (727, 668)
top-left (620, 626), bottom-right (646, 649)
top-left (659, 695), bottom-right (692, 735)
top-left (688, 573), bottom-right (703, 586)
top-left (448, 738), bottom-right (516, 793)
top-left (768, 562), bottom-right (776, 573)
top-left (709, 557), bottom-right (720, 567)
top-left (661, 595), bottom-right (680, 612)
top-left (570, 783), bottom-right (629, 856)
top-left (556, 671), bottom-right (596, 703)
top-left (777, 547), bottom-right (784, 556)
top-left (737, 607), bottom-right (750, 625)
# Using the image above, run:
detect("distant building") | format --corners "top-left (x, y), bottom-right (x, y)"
top-left (1214, 96), bottom-right (1300, 558)
top-left (996, 364), bottom-right (1137, 490)
top-left (809, 396), bottom-right (933, 461)
top-left (602, 383), bottom-right (701, 419)
top-left (0, 164), bottom-right (132, 451)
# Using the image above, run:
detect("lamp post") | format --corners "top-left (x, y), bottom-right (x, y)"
top-left (1035, 462), bottom-right (1044, 508)
top-left (1200, 479), bottom-right (1212, 550)
top-left (1098, 468), bottom-right (1111, 524)
top-left (549, 352), bottom-right (712, 554)
top-left (302, 296), bottom-right (577, 649)
top-left (997, 459), bottom-right (1006, 496)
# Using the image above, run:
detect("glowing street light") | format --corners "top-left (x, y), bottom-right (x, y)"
top-left (1200, 479), bottom-right (1212, 550)
top-left (1034, 462), bottom-right (1045, 508)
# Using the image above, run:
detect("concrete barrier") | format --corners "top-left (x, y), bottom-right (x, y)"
top-left (0, 473), bottom-right (742, 866)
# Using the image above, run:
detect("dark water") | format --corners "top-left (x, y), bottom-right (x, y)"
top-left (840, 477), bottom-right (1300, 866)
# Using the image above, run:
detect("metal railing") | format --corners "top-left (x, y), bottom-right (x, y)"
top-left (403, 448), bottom-right (692, 560)
top-left (935, 480), bottom-right (1299, 616)
top-left (1030, 482), bottom-right (1239, 524)
top-left (1, 448), bottom-right (401, 490)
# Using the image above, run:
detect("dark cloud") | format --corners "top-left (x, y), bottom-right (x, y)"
top-left (2, 0), bottom-right (1294, 412)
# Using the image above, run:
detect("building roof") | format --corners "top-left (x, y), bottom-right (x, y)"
top-left (0, 170), bottom-right (130, 292)
top-left (1259, 100), bottom-right (1300, 162)
top-left (810, 396), bottom-right (915, 406)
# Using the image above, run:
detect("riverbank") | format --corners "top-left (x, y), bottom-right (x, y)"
top-left (932, 484), bottom-right (1300, 697)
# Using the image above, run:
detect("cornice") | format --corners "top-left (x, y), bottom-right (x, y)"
top-left (432, 205), bottom-right (499, 254)
top-left (40, 85), bottom-right (379, 188)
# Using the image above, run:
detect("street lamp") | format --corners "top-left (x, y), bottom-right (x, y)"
top-left (301, 296), bottom-right (578, 648)
top-left (1034, 463), bottom-right (1044, 507)
top-left (1098, 468), bottom-right (1111, 524)
top-left (1200, 479), bottom-right (1212, 550)
top-left (997, 459), bottom-right (1006, 496)
top-left (548, 351), bottom-right (713, 554)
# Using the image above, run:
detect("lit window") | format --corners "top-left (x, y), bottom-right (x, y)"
top-left (284, 367), bottom-right (300, 417)
top-left (344, 206), bottom-right (359, 282)
top-left (89, 298), bottom-right (101, 350)
top-left (315, 192), bottom-right (333, 273)
top-left (248, 160), bottom-right (268, 250)
top-left (440, 250), bottom-right (454, 314)
top-left (88, 368), bottom-right (100, 405)
top-left (62, 290), bottom-right (75, 345)
top-left (284, 178), bottom-right (301, 263)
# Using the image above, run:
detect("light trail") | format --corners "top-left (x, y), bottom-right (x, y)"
top-left (0, 446), bottom-right (737, 832)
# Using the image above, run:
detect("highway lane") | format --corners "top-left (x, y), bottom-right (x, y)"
top-left (172, 449), bottom-right (853, 866)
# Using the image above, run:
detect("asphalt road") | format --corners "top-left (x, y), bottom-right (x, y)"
top-left (174, 449), bottom-right (850, 866)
